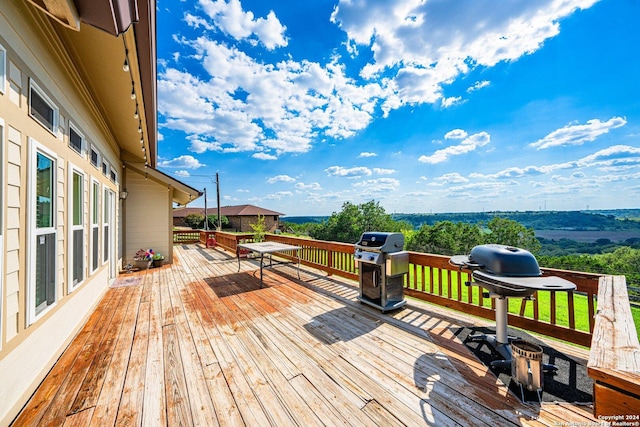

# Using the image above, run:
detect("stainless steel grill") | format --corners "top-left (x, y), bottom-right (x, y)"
top-left (354, 232), bottom-right (408, 312)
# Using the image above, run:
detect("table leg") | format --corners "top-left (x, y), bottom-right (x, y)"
top-left (296, 249), bottom-right (300, 279)
top-left (259, 253), bottom-right (264, 288)
top-left (237, 249), bottom-right (241, 272)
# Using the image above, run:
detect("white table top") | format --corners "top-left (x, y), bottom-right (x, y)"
top-left (237, 242), bottom-right (301, 254)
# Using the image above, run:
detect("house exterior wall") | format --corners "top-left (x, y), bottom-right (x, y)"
top-left (124, 168), bottom-right (173, 265)
top-left (0, 2), bottom-right (123, 424)
top-left (229, 215), bottom-right (279, 232)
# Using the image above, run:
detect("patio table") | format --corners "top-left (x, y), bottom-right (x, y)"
top-left (237, 242), bottom-right (301, 287)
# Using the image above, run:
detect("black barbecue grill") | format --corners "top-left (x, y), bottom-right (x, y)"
top-left (450, 244), bottom-right (576, 371)
top-left (354, 232), bottom-right (408, 312)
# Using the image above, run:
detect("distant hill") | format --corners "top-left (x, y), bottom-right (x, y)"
top-left (282, 209), bottom-right (640, 234)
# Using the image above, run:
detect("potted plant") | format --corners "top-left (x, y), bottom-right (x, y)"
top-left (133, 248), bottom-right (152, 269)
top-left (152, 253), bottom-right (165, 267)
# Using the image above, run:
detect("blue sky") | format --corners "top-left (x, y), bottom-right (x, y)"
top-left (156, 0), bottom-right (640, 216)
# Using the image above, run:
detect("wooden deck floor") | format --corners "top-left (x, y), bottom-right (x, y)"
top-left (12, 244), bottom-right (598, 426)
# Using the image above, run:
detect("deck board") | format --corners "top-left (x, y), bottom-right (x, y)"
top-left (12, 244), bottom-right (597, 426)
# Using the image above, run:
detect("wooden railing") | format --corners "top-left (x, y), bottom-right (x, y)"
top-left (172, 230), bottom-right (601, 347)
top-left (173, 230), bottom-right (201, 244)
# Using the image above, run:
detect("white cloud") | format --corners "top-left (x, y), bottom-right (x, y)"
top-left (469, 145), bottom-right (640, 181)
top-left (530, 117), bottom-right (627, 149)
top-left (467, 80), bottom-right (490, 92)
top-left (419, 131), bottom-right (490, 164)
top-left (267, 174), bottom-right (296, 184)
top-left (184, 12), bottom-right (214, 30)
top-left (199, 0), bottom-right (287, 49)
top-left (175, 170), bottom-right (191, 177)
top-left (158, 155), bottom-right (205, 169)
top-left (325, 166), bottom-right (373, 177)
top-left (436, 173), bottom-right (469, 184)
top-left (359, 152), bottom-right (378, 158)
top-left (444, 129), bottom-right (468, 140)
top-left (332, 0), bottom-right (599, 107)
top-left (577, 145), bottom-right (640, 168)
top-left (265, 191), bottom-right (293, 200)
top-left (441, 96), bottom-right (462, 108)
top-left (373, 168), bottom-right (396, 175)
top-left (158, 40), bottom-right (386, 158)
top-left (189, 138), bottom-right (221, 154)
top-left (252, 152), bottom-right (278, 160)
top-left (295, 182), bottom-right (322, 190)
top-left (470, 165), bottom-right (550, 180)
top-left (352, 177), bottom-right (400, 191)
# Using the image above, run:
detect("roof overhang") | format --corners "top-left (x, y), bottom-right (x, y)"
top-left (26, 0), bottom-right (139, 35)
top-left (27, 0), bottom-right (157, 167)
top-left (126, 162), bottom-right (203, 206)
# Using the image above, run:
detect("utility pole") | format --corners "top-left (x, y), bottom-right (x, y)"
top-left (203, 187), bottom-right (208, 231)
top-left (216, 172), bottom-right (221, 231)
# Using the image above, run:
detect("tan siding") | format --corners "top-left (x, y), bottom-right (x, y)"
top-left (125, 170), bottom-right (171, 263)
top-left (5, 126), bottom-right (21, 343)
top-left (57, 161), bottom-right (65, 293)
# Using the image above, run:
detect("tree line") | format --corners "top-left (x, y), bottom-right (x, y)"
top-left (284, 200), bottom-right (640, 287)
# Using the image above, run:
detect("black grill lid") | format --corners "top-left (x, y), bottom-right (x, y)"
top-left (355, 232), bottom-right (404, 252)
top-left (450, 244), bottom-right (576, 294)
top-left (467, 244), bottom-right (541, 277)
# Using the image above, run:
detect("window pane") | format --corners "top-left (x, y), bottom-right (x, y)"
top-left (36, 153), bottom-right (54, 228)
top-left (30, 89), bottom-right (55, 131)
top-left (35, 233), bottom-right (56, 314)
top-left (70, 127), bottom-right (82, 153)
top-left (92, 227), bottom-right (99, 270)
top-left (91, 149), bottom-right (98, 166)
top-left (92, 182), bottom-right (99, 224)
top-left (103, 225), bottom-right (109, 263)
top-left (73, 172), bottom-right (82, 225)
top-left (73, 229), bottom-right (84, 284)
top-left (103, 191), bottom-right (109, 222)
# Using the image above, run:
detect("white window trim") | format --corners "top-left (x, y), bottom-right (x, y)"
top-left (27, 137), bottom-right (58, 325)
top-left (102, 187), bottom-right (110, 265)
top-left (29, 79), bottom-right (59, 135)
top-left (90, 177), bottom-right (100, 275)
top-left (0, 117), bottom-right (5, 349)
top-left (68, 162), bottom-right (86, 292)
top-left (68, 121), bottom-right (86, 157)
top-left (0, 44), bottom-right (6, 95)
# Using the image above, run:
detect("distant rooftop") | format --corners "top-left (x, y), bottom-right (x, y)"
top-left (173, 204), bottom-right (284, 218)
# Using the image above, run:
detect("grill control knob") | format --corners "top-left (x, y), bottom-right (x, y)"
top-left (355, 254), bottom-right (361, 259)
top-left (369, 256), bottom-right (375, 261)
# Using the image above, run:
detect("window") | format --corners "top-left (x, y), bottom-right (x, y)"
top-left (0, 43), bottom-right (6, 94)
top-left (91, 179), bottom-right (100, 273)
top-left (29, 138), bottom-right (57, 323)
top-left (110, 167), bottom-right (117, 183)
top-left (102, 160), bottom-right (109, 176)
top-left (29, 80), bottom-right (58, 134)
top-left (69, 165), bottom-right (85, 290)
top-left (69, 123), bottom-right (85, 155)
top-left (90, 146), bottom-right (99, 168)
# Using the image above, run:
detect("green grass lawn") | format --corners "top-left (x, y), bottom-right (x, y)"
top-left (406, 268), bottom-right (640, 341)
